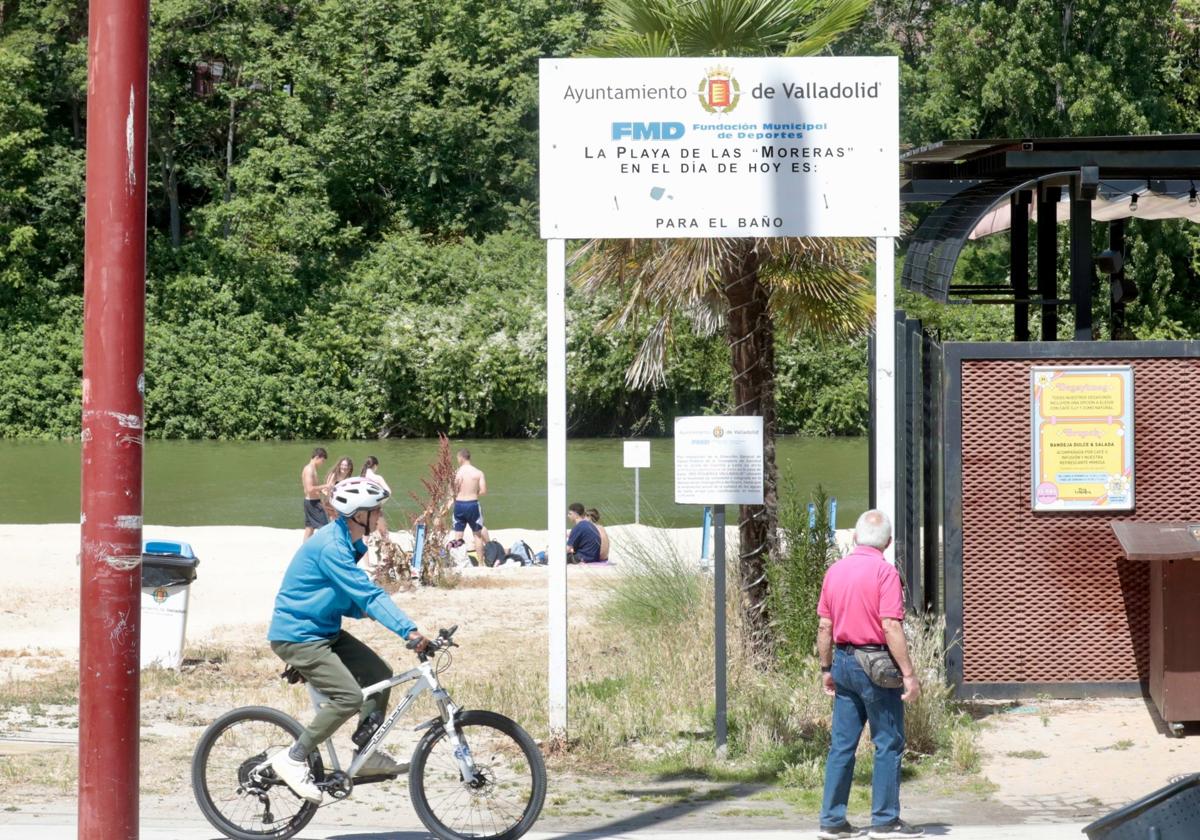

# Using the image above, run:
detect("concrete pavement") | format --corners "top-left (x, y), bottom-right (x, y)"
top-left (0, 819), bottom-right (1093, 839)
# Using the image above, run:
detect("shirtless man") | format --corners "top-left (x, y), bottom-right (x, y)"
top-left (301, 447), bottom-right (330, 542)
top-left (450, 448), bottom-right (489, 560)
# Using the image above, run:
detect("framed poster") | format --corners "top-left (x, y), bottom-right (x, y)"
top-left (1031, 366), bottom-right (1134, 511)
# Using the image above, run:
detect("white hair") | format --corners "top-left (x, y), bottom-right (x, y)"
top-left (854, 509), bottom-right (892, 549)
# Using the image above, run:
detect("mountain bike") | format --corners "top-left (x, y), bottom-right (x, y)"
top-left (191, 626), bottom-right (547, 840)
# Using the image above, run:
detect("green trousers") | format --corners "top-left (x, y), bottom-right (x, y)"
top-left (271, 631), bottom-right (393, 752)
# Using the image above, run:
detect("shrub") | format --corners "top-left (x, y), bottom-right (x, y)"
top-left (769, 486), bottom-right (837, 674)
top-left (903, 613), bottom-right (969, 757)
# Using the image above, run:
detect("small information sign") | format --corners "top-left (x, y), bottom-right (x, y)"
top-left (1031, 366), bottom-right (1134, 511)
top-left (623, 440), bottom-right (651, 469)
top-left (674, 416), bottom-right (764, 505)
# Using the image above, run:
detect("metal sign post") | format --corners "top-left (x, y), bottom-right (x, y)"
top-left (674, 416), bottom-right (762, 756)
top-left (874, 237), bottom-right (897, 561)
top-left (546, 239), bottom-right (568, 740)
top-left (623, 441), bottom-right (651, 524)
top-left (713, 504), bottom-right (727, 758)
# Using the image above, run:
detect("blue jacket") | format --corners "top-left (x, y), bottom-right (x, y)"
top-left (268, 518), bottom-right (417, 643)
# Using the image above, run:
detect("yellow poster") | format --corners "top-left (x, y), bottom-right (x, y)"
top-left (1031, 366), bottom-right (1134, 511)
top-left (1037, 372), bottom-right (1125, 420)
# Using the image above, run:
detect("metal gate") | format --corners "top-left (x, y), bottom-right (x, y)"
top-left (870, 312), bottom-right (942, 614)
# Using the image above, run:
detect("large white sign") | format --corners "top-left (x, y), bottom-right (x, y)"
top-left (539, 56), bottom-right (899, 239)
top-left (674, 416), bottom-right (764, 505)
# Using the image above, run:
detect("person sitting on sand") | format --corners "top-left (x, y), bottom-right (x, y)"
top-left (268, 477), bottom-right (430, 804)
top-left (566, 502), bottom-right (602, 564)
top-left (586, 508), bottom-right (609, 563)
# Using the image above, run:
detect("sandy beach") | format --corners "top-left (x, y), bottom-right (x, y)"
top-left (0, 522), bottom-right (734, 662)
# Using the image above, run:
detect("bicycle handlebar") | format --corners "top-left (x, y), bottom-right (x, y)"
top-left (407, 625), bottom-right (459, 661)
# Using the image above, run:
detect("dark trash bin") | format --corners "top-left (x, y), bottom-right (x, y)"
top-left (140, 540), bottom-right (200, 669)
top-left (1083, 773), bottom-right (1200, 840)
top-left (1110, 522), bottom-right (1200, 736)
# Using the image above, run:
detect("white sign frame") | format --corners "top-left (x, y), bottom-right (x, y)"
top-left (674, 415), bottom-right (764, 506)
top-left (539, 56), bottom-right (899, 239)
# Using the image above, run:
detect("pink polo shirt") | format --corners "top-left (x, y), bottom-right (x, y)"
top-left (817, 545), bottom-right (905, 645)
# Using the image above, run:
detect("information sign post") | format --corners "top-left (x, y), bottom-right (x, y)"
top-left (539, 55), bottom-right (899, 741)
top-left (623, 440), bottom-right (651, 524)
top-left (675, 416), bottom-right (763, 756)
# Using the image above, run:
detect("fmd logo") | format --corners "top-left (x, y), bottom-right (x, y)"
top-left (611, 121), bottom-right (685, 140)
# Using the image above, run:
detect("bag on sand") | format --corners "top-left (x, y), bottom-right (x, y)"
top-left (505, 540), bottom-right (535, 567)
top-left (854, 648), bottom-right (904, 689)
top-left (483, 540), bottom-right (506, 568)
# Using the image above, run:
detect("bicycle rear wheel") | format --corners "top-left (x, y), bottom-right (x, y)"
top-left (409, 709), bottom-right (547, 840)
top-left (191, 705), bottom-right (323, 840)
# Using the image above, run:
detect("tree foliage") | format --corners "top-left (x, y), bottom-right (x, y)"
top-left (5, 0), bottom-right (1200, 440)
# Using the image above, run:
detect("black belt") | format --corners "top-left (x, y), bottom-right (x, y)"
top-left (836, 643), bottom-right (887, 652)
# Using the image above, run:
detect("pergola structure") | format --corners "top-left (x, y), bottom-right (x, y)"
top-left (895, 134), bottom-right (1200, 699)
top-left (900, 134), bottom-right (1200, 340)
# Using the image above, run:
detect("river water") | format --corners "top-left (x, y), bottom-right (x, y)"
top-left (2, 437), bottom-right (867, 529)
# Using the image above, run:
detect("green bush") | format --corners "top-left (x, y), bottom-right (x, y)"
top-left (768, 486), bottom-right (837, 674)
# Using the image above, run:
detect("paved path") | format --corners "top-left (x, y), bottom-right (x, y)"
top-left (0, 818), bottom-right (1092, 839)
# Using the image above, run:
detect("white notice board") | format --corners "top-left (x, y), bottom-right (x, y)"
top-left (674, 416), bottom-right (764, 505)
top-left (539, 56), bottom-right (899, 239)
top-left (623, 440), bottom-right (651, 469)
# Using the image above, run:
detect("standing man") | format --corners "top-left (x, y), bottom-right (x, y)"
top-left (450, 448), bottom-right (489, 560)
top-left (816, 510), bottom-right (923, 840)
top-left (302, 447), bottom-right (330, 542)
top-left (565, 502), bottom-right (602, 564)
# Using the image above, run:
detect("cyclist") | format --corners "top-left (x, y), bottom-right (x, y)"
top-left (267, 476), bottom-right (429, 803)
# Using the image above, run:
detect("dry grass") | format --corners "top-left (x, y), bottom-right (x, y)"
top-left (0, 748), bottom-right (76, 796)
top-left (0, 535), bottom-right (980, 805)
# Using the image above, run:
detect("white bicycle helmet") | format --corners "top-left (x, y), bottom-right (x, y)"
top-left (330, 477), bottom-right (390, 517)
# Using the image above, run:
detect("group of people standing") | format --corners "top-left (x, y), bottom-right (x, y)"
top-left (301, 448), bottom-right (391, 541)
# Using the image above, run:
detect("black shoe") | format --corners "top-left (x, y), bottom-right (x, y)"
top-left (869, 820), bottom-right (924, 838)
top-left (817, 823), bottom-right (865, 839)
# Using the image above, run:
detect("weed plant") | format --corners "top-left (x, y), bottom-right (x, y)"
top-left (768, 486), bottom-right (837, 674)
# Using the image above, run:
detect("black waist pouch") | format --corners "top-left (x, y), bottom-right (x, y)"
top-left (854, 648), bottom-right (903, 689)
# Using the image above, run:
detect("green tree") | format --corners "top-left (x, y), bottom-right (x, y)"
top-left (576, 0), bottom-right (875, 648)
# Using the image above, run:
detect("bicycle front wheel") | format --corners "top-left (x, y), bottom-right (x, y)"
top-left (409, 709), bottom-right (547, 840)
top-left (191, 705), bottom-right (323, 840)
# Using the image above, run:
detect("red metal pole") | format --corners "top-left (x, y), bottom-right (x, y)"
top-left (79, 0), bottom-right (149, 837)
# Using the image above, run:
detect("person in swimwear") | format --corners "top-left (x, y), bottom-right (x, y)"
top-left (449, 448), bottom-right (489, 561)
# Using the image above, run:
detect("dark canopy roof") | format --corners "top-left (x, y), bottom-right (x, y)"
top-left (900, 135), bottom-right (1200, 303)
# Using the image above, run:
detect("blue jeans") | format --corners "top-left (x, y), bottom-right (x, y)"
top-left (820, 647), bottom-right (905, 828)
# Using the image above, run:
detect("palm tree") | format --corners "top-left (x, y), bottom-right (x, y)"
top-left (574, 0), bottom-right (875, 651)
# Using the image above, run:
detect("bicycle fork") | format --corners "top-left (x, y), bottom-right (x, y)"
top-left (431, 687), bottom-right (480, 786)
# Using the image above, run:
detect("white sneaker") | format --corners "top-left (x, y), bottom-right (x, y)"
top-left (356, 749), bottom-right (409, 777)
top-left (267, 750), bottom-right (322, 803)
